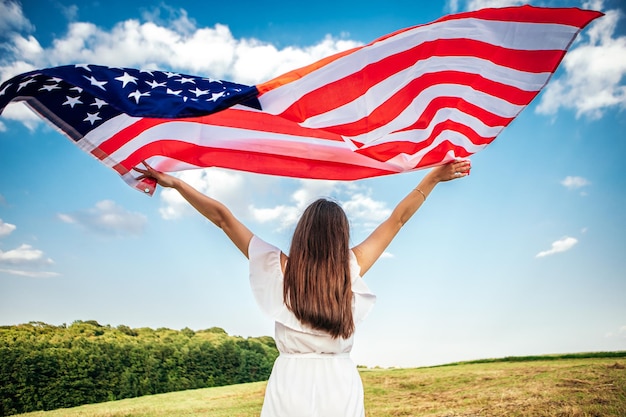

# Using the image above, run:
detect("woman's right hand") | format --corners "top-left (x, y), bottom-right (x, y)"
top-left (133, 161), bottom-right (179, 188)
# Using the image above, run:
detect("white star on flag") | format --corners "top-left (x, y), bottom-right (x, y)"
top-left (83, 112), bottom-right (101, 125)
top-left (128, 90), bottom-right (150, 104)
top-left (208, 91), bottom-right (225, 102)
top-left (91, 98), bottom-right (107, 108)
top-left (39, 84), bottom-right (61, 92)
top-left (63, 96), bottom-right (83, 108)
top-left (83, 75), bottom-right (107, 90)
top-left (146, 80), bottom-right (166, 89)
top-left (176, 77), bottom-right (196, 84)
top-left (17, 78), bottom-right (37, 91)
top-left (190, 87), bottom-right (209, 97)
top-left (115, 72), bottom-right (138, 88)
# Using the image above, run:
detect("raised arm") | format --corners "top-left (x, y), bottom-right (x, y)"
top-left (352, 159), bottom-right (471, 276)
top-left (134, 163), bottom-right (254, 258)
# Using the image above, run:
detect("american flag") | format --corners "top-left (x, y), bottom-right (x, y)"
top-left (0, 6), bottom-right (602, 195)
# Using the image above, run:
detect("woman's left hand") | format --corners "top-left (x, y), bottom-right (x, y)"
top-left (429, 159), bottom-right (472, 183)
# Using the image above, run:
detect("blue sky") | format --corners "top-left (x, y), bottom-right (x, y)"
top-left (0, 0), bottom-right (624, 367)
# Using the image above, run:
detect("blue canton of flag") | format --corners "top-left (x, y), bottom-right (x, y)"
top-left (0, 64), bottom-right (261, 140)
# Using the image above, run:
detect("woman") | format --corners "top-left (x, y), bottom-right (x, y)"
top-left (135, 159), bottom-right (471, 417)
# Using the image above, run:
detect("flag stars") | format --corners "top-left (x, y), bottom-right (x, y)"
top-left (17, 78), bottom-right (37, 91)
top-left (176, 76), bottom-right (195, 85)
top-left (208, 91), bottom-right (225, 102)
top-left (39, 84), bottom-right (61, 92)
top-left (190, 87), bottom-right (209, 98)
top-left (166, 88), bottom-right (182, 96)
top-left (128, 90), bottom-right (150, 104)
top-left (0, 83), bottom-right (11, 96)
top-left (115, 72), bottom-right (138, 88)
top-left (163, 71), bottom-right (180, 78)
top-left (63, 96), bottom-right (83, 108)
top-left (84, 112), bottom-right (102, 125)
top-left (91, 98), bottom-right (108, 108)
top-left (75, 64), bottom-right (91, 71)
top-left (70, 86), bottom-right (83, 93)
top-left (146, 79), bottom-right (166, 89)
top-left (83, 75), bottom-right (107, 90)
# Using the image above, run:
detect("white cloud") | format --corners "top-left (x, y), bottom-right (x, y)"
top-left (0, 243), bottom-right (59, 277)
top-left (0, 268), bottom-right (60, 278)
top-left (447, 0), bottom-right (461, 13)
top-left (249, 179), bottom-right (339, 231)
top-left (535, 236), bottom-right (578, 258)
top-left (0, 243), bottom-right (53, 265)
top-left (140, 4), bottom-right (197, 35)
top-left (583, 0), bottom-right (604, 12)
top-left (59, 200), bottom-right (147, 236)
top-left (561, 176), bottom-right (591, 190)
top-left (249, 204), bottom-right (298, 224)
top-left (0, 102), bottom-right (43, 131)
top-left (0, 3), bottom-right (360, 86)
top-left (464, 0), bottom-right (526, 11)
top-left (0, 0), bottom-right (34, 35)
top-left (342, 193), bottom-right (391, 224)
top-left (0, 3), bottom-right (360, 131)
top-left (60, 4), bottom-right (79, 22)
top-left (159, 169), bottom-right (248, 220)
top-left (0, 218), bottom-right (16, 237)
top-left (536, 6), bottom-right (626, 119)
top-left (444, 0), bottom-right (625, 119)
top-left (446, 0), bottom-right (525, 12)
top-left (248, 179), bottom-right (391, 232)
top-left (158, 168), bottom-right (391, 233)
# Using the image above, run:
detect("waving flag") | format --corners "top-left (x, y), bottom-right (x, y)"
top-left (0, 6), bottom-right (602, 194)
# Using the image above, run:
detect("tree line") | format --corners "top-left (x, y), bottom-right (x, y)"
top-left (0, 321), bottom-right (278, 416)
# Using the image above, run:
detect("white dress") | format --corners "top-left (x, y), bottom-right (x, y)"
top-left (248, 236), bottom-right (376, 417)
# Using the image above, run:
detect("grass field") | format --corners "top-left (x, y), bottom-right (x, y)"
top-left (15, 355), bottom-right (626, 417)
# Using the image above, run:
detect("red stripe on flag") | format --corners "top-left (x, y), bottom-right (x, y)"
top-left (278, 41), bottom-right (562, 124)
top-left (418, 140), bottom-right (474, 166)
top-left (95, 108), bottom-right (345, 158)
top-left (434, 5), bottom-right (603, 27)
top-left (397, 96), bottom-right (515, 131)
top-left (303, 71), bottom-right (532, 137)
top-left (117, 140), bottom-right (397, 181)
top-left (368, 7), bottom-right (602, 46)
top-left (356, 120), bottom-right (495, 162)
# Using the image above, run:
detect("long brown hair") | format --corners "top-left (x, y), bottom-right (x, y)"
top-left (283, 198), bottom-right (354, 339)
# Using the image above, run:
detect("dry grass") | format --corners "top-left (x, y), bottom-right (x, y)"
top-left (361, 358), bottom-right (626, 416)
top-left (15, 357), bottom-right (626, 417)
